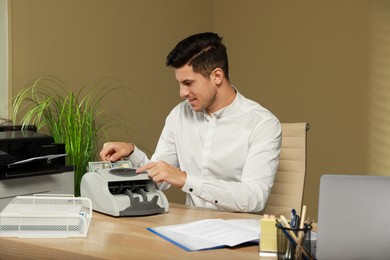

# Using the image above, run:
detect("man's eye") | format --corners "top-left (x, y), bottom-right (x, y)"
top-left (181, 81), bottom-right (192, 87)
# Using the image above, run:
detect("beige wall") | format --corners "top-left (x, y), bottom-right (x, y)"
top-left (8, 0), bottom-right (376, 219)
top-left (8, 0), bottom-right (213, 203)
top-left (213, 0), bottom-right (371, 219)
top-left (0, 0), bottom-right (8, 118)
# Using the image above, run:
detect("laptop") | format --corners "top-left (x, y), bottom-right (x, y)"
top-left (316, 174), bottom-right (390, 260)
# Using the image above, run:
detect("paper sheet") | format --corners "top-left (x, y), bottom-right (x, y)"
top-left (147, 218), bottom-right (260, 251)
top-left (7, 154), bottom-right (66, 166)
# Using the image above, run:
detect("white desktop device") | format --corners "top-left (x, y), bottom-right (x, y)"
top-left (80, 168), bottom-right (169, 216)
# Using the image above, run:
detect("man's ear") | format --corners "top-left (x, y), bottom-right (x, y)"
top-left (211, 68), bottom-right (224, 85)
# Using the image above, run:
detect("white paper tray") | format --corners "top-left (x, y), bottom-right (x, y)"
top-left (0, 194), bottom-right (92, 238)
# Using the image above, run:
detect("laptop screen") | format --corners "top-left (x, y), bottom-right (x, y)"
top-left (316, 174), bottom-right (390, 260)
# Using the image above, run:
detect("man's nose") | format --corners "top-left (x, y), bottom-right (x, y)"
top-left (179, 86), bottom-right (189, 98)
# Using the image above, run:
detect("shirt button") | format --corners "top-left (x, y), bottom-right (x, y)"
top-left (189, 188), bottom-right (193, 192)
top-left (214, 200), bottom-right (218, 204)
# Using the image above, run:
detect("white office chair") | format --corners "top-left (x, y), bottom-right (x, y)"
top-left (261, 122), bottom-right (309, 217)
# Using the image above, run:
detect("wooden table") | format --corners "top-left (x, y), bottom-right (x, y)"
top-left (0, 203), bottom-right (266, 259)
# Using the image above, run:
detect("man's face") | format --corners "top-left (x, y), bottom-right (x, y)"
top-left (174, 64), bottom-right (217, 114)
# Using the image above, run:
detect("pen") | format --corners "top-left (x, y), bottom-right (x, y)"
top-left (290, 209), bottom-right (301, 235)
top-left (290, 209), bottom-right (297, 228)
top-left (287, 209), bottom-right (298, 259)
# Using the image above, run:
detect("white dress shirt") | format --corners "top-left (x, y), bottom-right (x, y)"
top-left (129, 89), bottom-right (281, 213)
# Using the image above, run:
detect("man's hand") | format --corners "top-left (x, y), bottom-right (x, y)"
top-left (136, 161), bottom-right (187, 188)
top-left (99, 142), bottom-right (134, 162)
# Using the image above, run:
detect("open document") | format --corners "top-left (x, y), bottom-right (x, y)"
top-left (147, 218), bottom-right (260, 251)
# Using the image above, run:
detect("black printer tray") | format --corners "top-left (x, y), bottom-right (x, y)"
top-left (0, 131), bottom-right (66, 180)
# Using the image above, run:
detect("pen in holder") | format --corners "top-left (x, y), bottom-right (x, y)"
top-left (275, 222), bottom-right (313, 260)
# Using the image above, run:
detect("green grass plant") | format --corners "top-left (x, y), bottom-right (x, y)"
top-left (12, 76), bottom-right (124, 196)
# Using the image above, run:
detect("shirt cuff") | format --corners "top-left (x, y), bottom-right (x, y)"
top-left (128, 145), bottom-right (144, 167)
top-left (181, 173), bottom-right (202, 196)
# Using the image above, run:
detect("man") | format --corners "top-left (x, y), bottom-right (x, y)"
top-left (100, 32), bottom-right (281, 213)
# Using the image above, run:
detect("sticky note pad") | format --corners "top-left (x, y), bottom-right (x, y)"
top-left (259, 214), bottom-right (277, 256)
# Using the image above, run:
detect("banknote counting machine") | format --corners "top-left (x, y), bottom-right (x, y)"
top-left (80, 168), bottom-right (169, 216)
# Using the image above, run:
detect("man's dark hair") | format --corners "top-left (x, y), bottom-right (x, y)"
top-left (166, 32), bottom-right (229, 81)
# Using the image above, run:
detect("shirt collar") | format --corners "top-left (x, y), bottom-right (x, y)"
top-left (205, 85), bottom-right (241, 120)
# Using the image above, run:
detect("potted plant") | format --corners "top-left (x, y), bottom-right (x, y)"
top-left (12, 76), bottom-right (125, 196)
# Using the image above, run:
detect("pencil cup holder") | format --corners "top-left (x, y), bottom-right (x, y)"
top-left (275, 223), bottom-right (313, 260)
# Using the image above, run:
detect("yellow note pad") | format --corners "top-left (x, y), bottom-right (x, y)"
top-left (259, 214), bottom-right (277, 256)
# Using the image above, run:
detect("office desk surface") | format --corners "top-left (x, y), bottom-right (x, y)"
top-left (0, 203), bottom-right (265, 260)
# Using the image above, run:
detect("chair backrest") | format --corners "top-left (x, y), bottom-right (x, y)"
top-left (261, 122), bottom-right (309, 217)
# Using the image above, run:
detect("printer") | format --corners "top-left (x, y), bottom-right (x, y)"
top-left (0, 130), bottom-right (66, 180)
top-left (0, 130), bottom-right (74, 210)
top-left (81, 168), bottom-right (169, 216)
